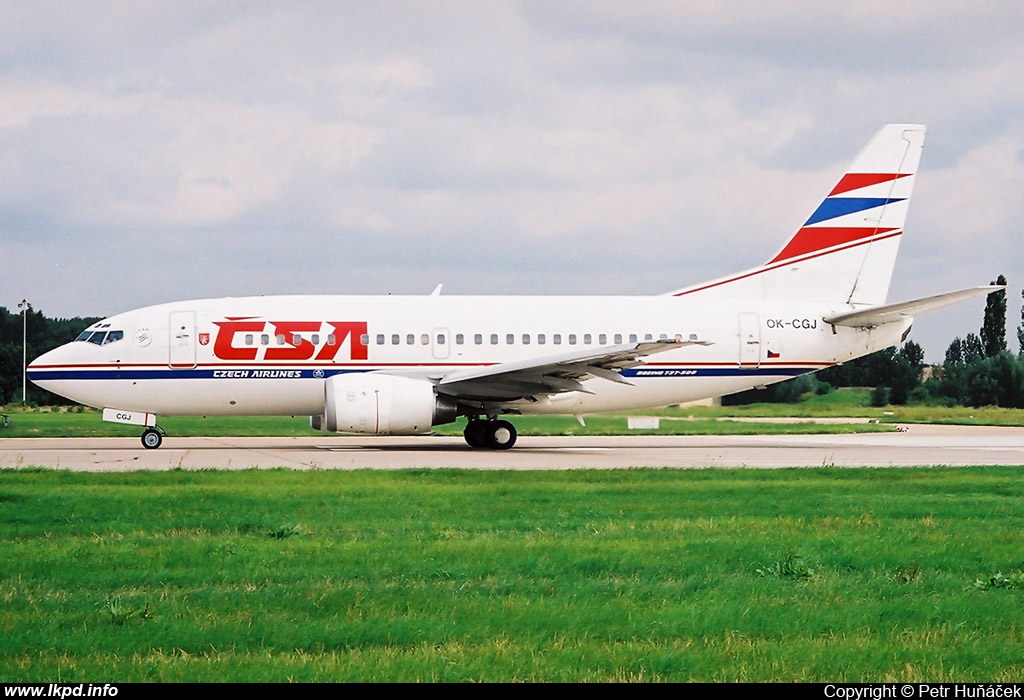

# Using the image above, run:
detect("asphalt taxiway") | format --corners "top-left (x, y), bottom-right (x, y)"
top-left (1, 424), bottom-right (1022, 470)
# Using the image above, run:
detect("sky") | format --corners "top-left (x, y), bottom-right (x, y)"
top-left (1, 1), bottom-right (1022, 361)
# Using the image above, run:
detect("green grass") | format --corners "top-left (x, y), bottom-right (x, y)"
top-left (663, 389), bottom-right (1024, 426)
top-left (1, 405), bottom-right (899, 438)
top-left (0, 409), bottom-right (323, 438)
top-left (434, 414), bottom-right (896, 436)
top-left (7, 388), bottom-right (1024, 439)
top-left (2, 467), bottom-right (1024, 681)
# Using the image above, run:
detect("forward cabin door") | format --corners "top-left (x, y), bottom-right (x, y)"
top-left (169, 311), bottom-right (197, 369)
top-left (737, 313), bottom-right (761, 368)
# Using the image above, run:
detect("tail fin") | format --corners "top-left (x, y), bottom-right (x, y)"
top-left (669, 124), bottom-right (926, 304)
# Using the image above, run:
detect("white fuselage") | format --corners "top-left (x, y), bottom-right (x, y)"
top-left (28, 293), bottom-right (908, 418)
top-left (25, 124), bottom-right (971, 451)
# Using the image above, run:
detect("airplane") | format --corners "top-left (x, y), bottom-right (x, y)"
top-left (27, 124), bottom-right (1000, 450)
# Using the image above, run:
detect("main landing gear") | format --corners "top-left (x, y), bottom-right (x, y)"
top-left (141, 427), bottom-right (164, 450)
top-left (463, 418), bottom-right (517, 450)
top-left (138, 420), bottom-right (515, 450)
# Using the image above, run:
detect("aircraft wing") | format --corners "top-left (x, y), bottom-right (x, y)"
top-left (436, 337), bottom-right (711, 402)
top-left (823, 286), bottom-right (1003, 328)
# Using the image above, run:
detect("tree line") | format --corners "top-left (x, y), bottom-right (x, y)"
top-left (729, 275), bottom-right (1024, 408)
top-left (2, 278), bottom-right (1022, 408)
top-left (0, 306), bottom-right (100, 405)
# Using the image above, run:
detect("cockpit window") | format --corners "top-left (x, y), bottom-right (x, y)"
top-left (76, 329), bottom-right (125, 346)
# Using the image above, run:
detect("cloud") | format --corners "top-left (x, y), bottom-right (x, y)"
top-left (1, 2), bottom-right (1021, 361)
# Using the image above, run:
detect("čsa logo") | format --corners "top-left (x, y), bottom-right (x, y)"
top-left (212, 318), bottom-right (368, 362)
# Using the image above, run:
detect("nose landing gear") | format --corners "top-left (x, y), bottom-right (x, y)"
top-left (141, 427), bottom-right (164, 450)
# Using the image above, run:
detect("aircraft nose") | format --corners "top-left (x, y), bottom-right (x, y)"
top-left (28, 344), bottom-right (62, 369)
top-left (26, 344), bottom-right (72, 394)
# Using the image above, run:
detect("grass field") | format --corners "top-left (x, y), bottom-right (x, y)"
top-left (2, 467), bottom-right (1024, 682)
top-left (0, 405), bottom-right (894, 439)
top-left (688, 390), bottom-right (1024, 427)
top-left (3, 388), bottom-right (1023, 439)
top-left (3, 391), bottom-right (1022, 681)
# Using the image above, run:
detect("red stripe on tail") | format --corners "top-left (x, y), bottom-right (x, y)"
top-left (769, 227), bottom-right (898, 264)
top-left (828, 173), bottom-right (911, 196)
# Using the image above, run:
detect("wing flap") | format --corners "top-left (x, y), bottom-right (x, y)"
top-left (438, 337), bottom-right (711, 401)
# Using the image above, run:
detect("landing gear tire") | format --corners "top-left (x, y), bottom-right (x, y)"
top-left (464, 419), bottom-right (489, 448)
top-left (141, 428), bottom-right (163, 450)
top-left (485, 420), bottom-right (517, 450)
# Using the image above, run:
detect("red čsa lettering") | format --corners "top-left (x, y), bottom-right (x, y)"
top-left (264, 321), bottom-right (321, 360)
top-left (316, 322), bottom-right (368, 361)
top-left (212, 319), bottom-right (263, 361)
top-left (212, 320), bottom-right (368, 362)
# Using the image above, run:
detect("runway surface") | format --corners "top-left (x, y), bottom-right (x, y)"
top-left (1, 424), bottom-right (1022, 470)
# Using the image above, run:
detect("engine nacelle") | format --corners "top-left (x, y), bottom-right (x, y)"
top-left (318, 373), bottom-right (457, 435)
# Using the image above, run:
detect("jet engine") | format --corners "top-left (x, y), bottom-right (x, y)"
top-left (313, 373), bottom-right (457, 435)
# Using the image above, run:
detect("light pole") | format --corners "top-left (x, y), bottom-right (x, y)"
top-left (17, 299), bottom-right (30, 405)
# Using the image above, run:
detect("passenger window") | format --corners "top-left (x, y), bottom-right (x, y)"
top-left (568, 334), bottom-right (577, 345)
top-left (261, 334), bottom-right (270, 346)
top-left (506, 334), bottom-right (515, 345)
top-left (598, 333), bottom-right (607, 344)
top-left (360, 334), bottom-right (370, 346)
top-left (392, 334), bottom-right (400, 345)
top-left (407, 334), bottom-right (415, 345)
top-left (437, 333), bottom-right (446, 345)
top-left (456, 334), bottom-right (464, 345)
top-left (490, 334), bottom-right (498, 345)
top-left (474, 334), bottom-right (483, 345)
top-left (538, 333), bottom-right (546, 345)
top-left (327, 334), bottom-right (336, 345)
top-left (376, 334), bottom-right (385, 345)
top-left (522, 334), bottom-right (530, 345)
top-left (553, 334), bottom-right (562, 345)
top-left (245, 334), bottom-right (254, 346)
top-left (420, 334), bottom-right (429, 345)
top-left (584, 333), bottom-right (592, 344)
top-left (629, 333), bottom-right (637, 343)
top-left (644, 333), bottom-right (653, 341)
top-left (276, 334), bottom-right (286, 345)
top-left (614, 333), bottom-right (622, 344)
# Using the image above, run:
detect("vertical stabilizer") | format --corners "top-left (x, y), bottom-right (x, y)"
top-left (669, 124), bottom-right (926, 305)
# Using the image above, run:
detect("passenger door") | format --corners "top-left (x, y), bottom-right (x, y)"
top-left (169, 311), bottom-right (197, 369)
top-left (737, 313), bottom-right (761, 368)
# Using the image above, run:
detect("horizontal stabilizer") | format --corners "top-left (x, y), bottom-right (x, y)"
top-left (823, 286), bottom-right (1004, 328)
